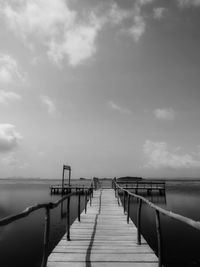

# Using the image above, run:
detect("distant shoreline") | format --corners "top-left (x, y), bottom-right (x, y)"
top-left (1, 177), bottom-right (200, 182)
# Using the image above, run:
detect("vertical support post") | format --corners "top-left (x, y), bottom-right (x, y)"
top-left (62, 165), bottom-right (65, 195)
top-left (127, 194), bottom-right (130, 223)
top-left (89, 190), bottom-right (92, 206)
top-left (117, 188), bottom-right (120, 206)
top-left (78, 193), bottom-right (81, 222)
top-left (41, 206), bottom-right (50, 267)
top-left (123, 191), bottom-right (126, 214)
top-left (67, 196), bottom-right (70, 241)
top-left (155, 210), bottom-right (163, 267)
top-left (69, 168), bottom-right (71, 187)
top-left (85, 191), bottom-right (87, 213)
top-left (137, 199), bottom-right (142, 245)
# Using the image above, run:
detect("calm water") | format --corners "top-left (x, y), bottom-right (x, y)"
top-left (122, 180), bottom-right (200, 267)
top-left (0, 180), bottom-right (86, 267)
top-left (1, 179), bottom-right (200, 266)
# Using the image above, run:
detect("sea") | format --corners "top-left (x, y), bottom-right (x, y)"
top-left (0, 178), bottom-right (200, 267)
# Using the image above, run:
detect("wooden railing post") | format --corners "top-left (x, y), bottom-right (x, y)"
top-left (155, 210), bottom-right (163, 267)
top-left (78, 193), bottom-right (81, 222)
top-left (127, 194), bottom-right (130, 223)
top-left (85, 191), bottom-right (87, 213)
top-left (137, 199), bottom-right (142, 245)
top-left (123, 191), bottom-right (126, 214)
top-left (89, 190), bottom-right (92, 206)
top-left (91, 186), bottom-right (93, 198)
top-left (67, 196), bottom-right (70, 241)
top-left (117, 188), bottom-right (120, 206)
top-left (41, 206), bottom-right (50, 267)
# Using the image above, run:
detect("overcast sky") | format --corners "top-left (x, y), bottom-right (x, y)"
top-left (1, 0), bottom-right (200, 179)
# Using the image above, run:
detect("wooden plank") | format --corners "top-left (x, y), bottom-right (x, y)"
top-left (47, 189), bottom-right (158, 267)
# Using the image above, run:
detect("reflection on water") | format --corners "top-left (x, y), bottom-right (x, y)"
top-left (0, 182), bottom-right (85, 267)
top-left (122, 181), bottom-right (200, 267)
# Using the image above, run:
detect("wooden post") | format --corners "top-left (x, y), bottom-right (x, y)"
top-left (127, 194), bottom-right (130, 223)
top-left (62, 165), bottom-right (65, 195)
top-left (137, 199), bottom-right (142, 245)
top-left (69, 168), bottom-right (71, 187)
top-left (123, 191), bottom-right (126, 214)
top-left (117, 188), bottom-right (120, 206)
top-left (41, 206), bottom-right (50, 267)
top-left (89, 190), bottom-right (92, 206)
top-left (78, 193), bottom-right (81, 222)
top-left (85, 191), bottom-right (87, 214)
top-left (67, 196), bottom-right (70, 241)
top-left (91, 186), bottom-right (93, 197)
top-left (155, 210), bottom-right (163, 267)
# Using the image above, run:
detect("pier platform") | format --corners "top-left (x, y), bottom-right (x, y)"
top-left (47, 189), bottom-right (158, 267)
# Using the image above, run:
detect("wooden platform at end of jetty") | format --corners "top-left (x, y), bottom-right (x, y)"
top-left (47, 189), bottom-right (158, 267)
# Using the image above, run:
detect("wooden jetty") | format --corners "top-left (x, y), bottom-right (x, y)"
top-left (118, 181), bottom-right (166, 196)
top-left (47, 189), bottom-right (158, 267)
top-left (50, 180), bottom-right (166, 196)
top-left (50, 185), bottom-right (91, 195)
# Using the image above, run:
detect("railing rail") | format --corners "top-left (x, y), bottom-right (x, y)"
top-left (0, 179), bottom-right (94, 267)
top-left (113, 180), bottom-right (200, 267)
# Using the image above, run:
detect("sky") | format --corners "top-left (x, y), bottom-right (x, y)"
top-left (0, 0), bottom-right (200, 179)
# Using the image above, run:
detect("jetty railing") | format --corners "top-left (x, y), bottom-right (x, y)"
top-left (0, 179), bottom-right (94, 267)
top-left (113, 180), bottom-right (200, 267)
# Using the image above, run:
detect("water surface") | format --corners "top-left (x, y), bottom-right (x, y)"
top-left (122, 180), bottom-right (200, 267)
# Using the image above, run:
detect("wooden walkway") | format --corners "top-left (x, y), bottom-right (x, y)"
top-left (47, 189), bottom-right (158, 267)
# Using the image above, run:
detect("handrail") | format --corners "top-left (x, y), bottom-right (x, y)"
top-left (0, 178), bottom-right (94, 267)
top-left (113, 180), bottom-right (200, 267)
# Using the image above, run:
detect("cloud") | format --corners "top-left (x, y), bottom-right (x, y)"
top-left (48, 14), bottom-right (103, 66)
top-left (0, 90), bottom-right (22, 105)
top-left (154, 108), bottom-right (175, 120)
top-left (153, 7), bottom-right (166, 19)
top-left (177, 0), bottom-right (200, 7)
top-left (143, 140), bottom-right (200, 169)
top-left (128, 12), bottom-right (145, 42)
top-left (138, 0), bottom-right (155, 5)
top-left (125, 0), bottom-right (155, 42)
top-left (0, 124), bottom-right (22, 153)
top-left (108, 100), bottom-right (131, 114)
top-left (0, 53), bottom-right (26, 85)
top-left (1, 0), bottom-right (160, 65)
top-left (40, 95), bottom-right (58, 115)
top-left (108, 3), bottom-right (132, 25)
top-left (1, 0), bottom-right (103, 67)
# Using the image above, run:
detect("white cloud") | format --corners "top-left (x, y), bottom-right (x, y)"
top-left (153, 7), bottom-right (166, 19)
top-left (40, 95), bottom-right (58, 115)
top-left (0, 53), bottom-right (26, 85)
top-left (177, 0), bottom-right (200, 7)
top-left (154, 108), bottom-right (175, 120)
top-left (128, 13), bottom-right (146, 42)
top-left (108, 3), bottom-right (132, 25)
top-left (125, 0), bottom-right (151, 42)
top-left (2, 0), bottom-right (75, 39)
top-left (1, 0), bottom-right (103, 67)
top-left (0, 90), bottom-right (22, 105)
top-left (108, 100), bottom-right (131, 114)
top-left (48, 14), bottom-right (102, 67)
top-left (1, 0), bottom-right (159, 65)
top-left (139, 0), bottom-right (155, 5)
top-left (143, 140), bottom-right (200, 169)
top-left (0, 124), bottom-right (22, 153)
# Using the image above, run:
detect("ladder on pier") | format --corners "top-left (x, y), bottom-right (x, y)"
top-left (47, 189), bottom-right (158, 267)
